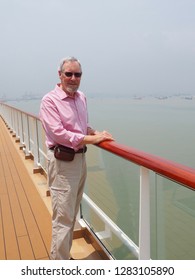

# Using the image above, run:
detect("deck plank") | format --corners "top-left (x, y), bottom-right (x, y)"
top-left (1, 194), bottom-right (20, 259)
top-left (5, 180), bottom-right (27, 237)
top-left (18, 236), bottom-right (35, 260)
top-left (0, 199), bottom-right (6, 259)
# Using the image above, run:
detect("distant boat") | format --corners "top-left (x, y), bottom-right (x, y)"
top-left (157, 96), bottom-right (168, 100)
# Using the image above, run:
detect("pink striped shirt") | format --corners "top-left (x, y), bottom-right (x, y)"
top-left (39, 84), bottom-right (89, 150)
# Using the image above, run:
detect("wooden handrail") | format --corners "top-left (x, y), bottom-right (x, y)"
top-left (97, 141), bottom-right (195, 190)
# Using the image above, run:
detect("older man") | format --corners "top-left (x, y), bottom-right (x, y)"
top-left (39, 56), bottom-right (113, 260)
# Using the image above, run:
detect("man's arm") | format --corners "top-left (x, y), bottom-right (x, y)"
top-left (81, 130), bottom-right (114, 145)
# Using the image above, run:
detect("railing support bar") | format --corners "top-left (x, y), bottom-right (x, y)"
top-left (82, 193), bottom-right (139, 258)
top-left (139, 166), bottom-right (150, 259)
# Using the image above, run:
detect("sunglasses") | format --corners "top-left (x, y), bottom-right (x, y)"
top-left (63, 72), bottom-right (82, 78)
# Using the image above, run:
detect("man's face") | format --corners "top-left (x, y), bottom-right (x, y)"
top-left (59, 61), bottom-right (82, 96)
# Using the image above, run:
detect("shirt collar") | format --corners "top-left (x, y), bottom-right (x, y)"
top-left (55, 84), bottom-right (79, 100)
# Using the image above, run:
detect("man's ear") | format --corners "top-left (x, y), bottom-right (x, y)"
top-left (58, 70), bottom-right (62, 78)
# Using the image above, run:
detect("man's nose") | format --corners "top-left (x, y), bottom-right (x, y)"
top-left (70, 75), bottom-right (76, 80)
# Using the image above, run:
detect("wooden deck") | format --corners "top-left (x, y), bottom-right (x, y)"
top-left (0, 116), bottom-right (106, 260)
top-left (0, 116), bottom-right (52, 260)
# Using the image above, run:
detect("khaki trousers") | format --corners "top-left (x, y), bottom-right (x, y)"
top-left (47, 150), bottom-right (87, 260)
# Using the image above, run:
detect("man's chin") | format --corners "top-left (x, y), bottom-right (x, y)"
top-left (67, 86), bottom-right (78, 93)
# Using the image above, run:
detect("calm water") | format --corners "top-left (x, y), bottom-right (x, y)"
top-left (7, 96), bottom-right (195, 168)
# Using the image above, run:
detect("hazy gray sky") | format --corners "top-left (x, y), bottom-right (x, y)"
top-left (0, 0), bottom-right (195, 98)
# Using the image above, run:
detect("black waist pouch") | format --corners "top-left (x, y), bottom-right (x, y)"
top-left (54, 145), bottom-right (75, 161)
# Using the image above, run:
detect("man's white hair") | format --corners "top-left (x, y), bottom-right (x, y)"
top-left (58, 56), bottom-right (82, 72)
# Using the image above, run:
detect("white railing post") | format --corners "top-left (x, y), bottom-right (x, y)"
top-left (18, 112), bottom-right (25, 147)
top-left (23, 115), bottom-right (31, 157)
top-left (32, 118), bottom-right (41, 170)
top-left (16, 111), bottom-right (20, 141)
top-left (10, 108), bottom-right (15, 133)
top-left (139, 166), bottom-right (150, 259)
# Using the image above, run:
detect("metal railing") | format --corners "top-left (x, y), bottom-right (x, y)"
top-left (1, 102), bottom-right (195, 260)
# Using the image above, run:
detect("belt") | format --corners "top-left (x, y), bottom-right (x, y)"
top-left (75, 146), bottom-right (87, 153)
top-left (49, 145), bottom-right (87, 153)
